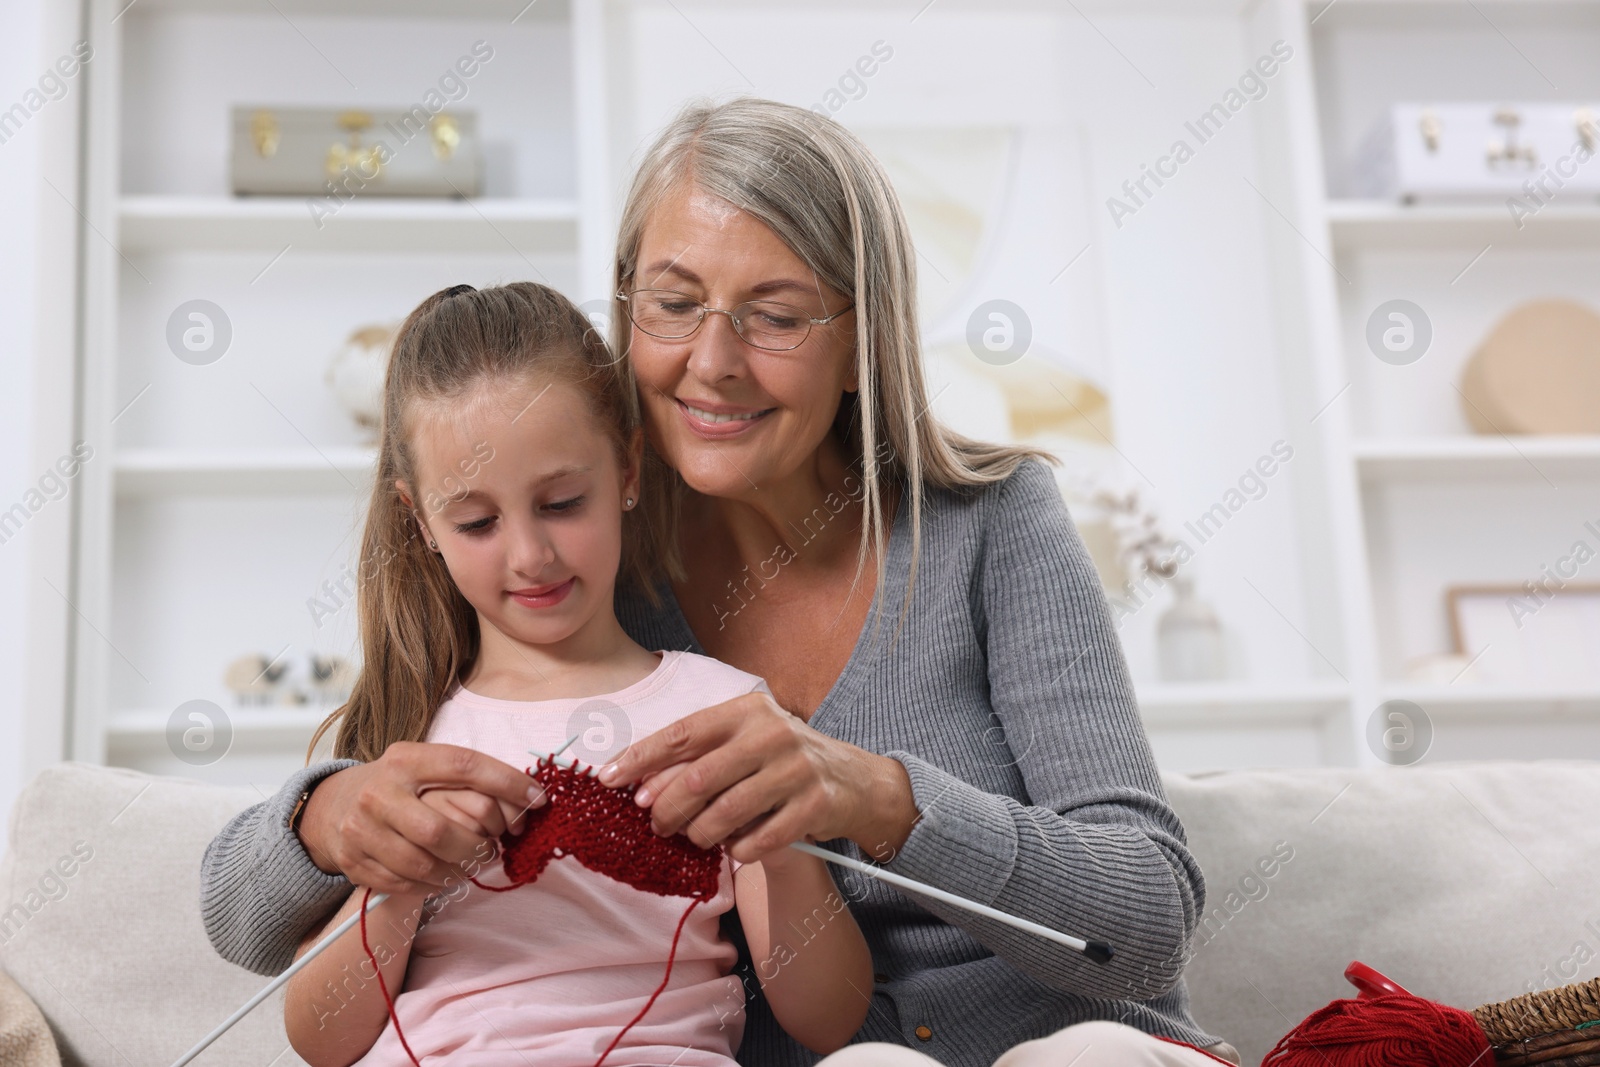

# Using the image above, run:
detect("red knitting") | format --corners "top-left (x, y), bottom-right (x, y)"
top-left (357, 755), bottom-right (730, 1067)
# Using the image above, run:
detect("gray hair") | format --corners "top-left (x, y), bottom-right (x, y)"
top-left (612, 96), bottom-right (1057, 645)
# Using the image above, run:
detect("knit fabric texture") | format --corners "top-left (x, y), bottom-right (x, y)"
top-left (363, 754), bottom-right (729, 1067)
top-left (478, 756), bottom-right (725, 904)
top-left (199, 458), bottom-right (1223, 1066)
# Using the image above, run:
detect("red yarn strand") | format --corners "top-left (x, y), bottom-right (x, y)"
top-left (593, 896), bottom-right (705, 1067)
top-left (358, 885), bottom-right (426, 1067)
top-left (357, 757), bottom-right (728, 1067)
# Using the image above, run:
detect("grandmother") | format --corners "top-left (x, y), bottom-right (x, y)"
top-left (201, 97), bottom-right (1239, 1067)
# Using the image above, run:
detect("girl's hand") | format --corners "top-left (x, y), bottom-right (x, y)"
top-left (417, 785), bottom-right (532, 840)
top-left (296, 741), bottom-right (548, 897)
top-left (597, 691), bottom-right (916, 866)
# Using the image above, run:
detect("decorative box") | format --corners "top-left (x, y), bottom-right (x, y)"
top-left (1351, 102), bottom-right (1600, 201)
top-left (230, 105), bottom-right (482, 197)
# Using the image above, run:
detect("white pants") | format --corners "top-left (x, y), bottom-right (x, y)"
top-left (812, 1020), bottom-right (1237, 1067)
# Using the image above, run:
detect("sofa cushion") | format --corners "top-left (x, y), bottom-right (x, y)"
top-left (6, 759), bottom-right (1599, 1067)
top-left (1164, 760), bottom-right (1600, 1067)
top-left (0, 762), bottom-right (306, 1067)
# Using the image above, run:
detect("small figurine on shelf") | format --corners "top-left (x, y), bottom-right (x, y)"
top-left (310, 653), bottom-right (358, 705)
top-left (223, 652), bottom-right (288, 706)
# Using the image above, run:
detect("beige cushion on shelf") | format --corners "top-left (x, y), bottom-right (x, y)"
top-left (1165, 761), bottom-right (1600, 1067)
top-left (0, 762), bottom-right (307, 1067)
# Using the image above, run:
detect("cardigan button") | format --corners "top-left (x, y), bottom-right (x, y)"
top-left (914, 1025), bottom-right (933, 1041)
top-left (874, 973), bottom-right (890, 984)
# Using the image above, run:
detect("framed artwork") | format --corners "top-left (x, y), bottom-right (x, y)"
top-left (1447, 584), bottom-right (1600, 687)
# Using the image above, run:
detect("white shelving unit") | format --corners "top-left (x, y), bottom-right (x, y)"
top-left (1291, 0), bottom-right (1600, 763)
top-left (74, 0), bottom-right (601, 785)
top-left (61, 0), bottom-right (1600, 789)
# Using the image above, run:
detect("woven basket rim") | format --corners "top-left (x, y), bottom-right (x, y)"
top-left (1476, 976), bottom-right (1600, 1046)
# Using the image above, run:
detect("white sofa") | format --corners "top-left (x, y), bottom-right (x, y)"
top-left (3, 759), bottom-right (1598, 1067)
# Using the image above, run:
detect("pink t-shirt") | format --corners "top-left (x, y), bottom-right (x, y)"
top-left (353, 649), bottom-right (768, 1067)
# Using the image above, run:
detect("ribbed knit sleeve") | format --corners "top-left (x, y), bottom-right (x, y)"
top-left (199, 758), bottom-right (362, 975)
top-left (880, 458), bottom-right (1205, 1002)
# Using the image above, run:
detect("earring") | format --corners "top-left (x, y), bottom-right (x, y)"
top-left (625, 497), bottom-right (635, 509)
top-left (428, 538), bottom-right (438, 550)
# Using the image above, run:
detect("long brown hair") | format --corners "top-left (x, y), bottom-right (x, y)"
top-left (613, 98), bottom-right (1059, 646)
top-left (307, 282), bottom-right (662, 764)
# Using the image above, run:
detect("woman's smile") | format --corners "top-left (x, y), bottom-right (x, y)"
top-left (676, 396), bottom-right (776, 438)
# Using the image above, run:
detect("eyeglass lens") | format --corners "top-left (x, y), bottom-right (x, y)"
top-left (626, 290), bottom-right (818, 350)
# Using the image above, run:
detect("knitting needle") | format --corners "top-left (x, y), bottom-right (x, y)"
top-left (784, 840), bottom-right (1113, 962)
top-left (168, 739), bottom-right (590, 1067)
top-left (171, 887), bottom-right (392, 1067)
top-left (526, 745), bottom-right (1114, 965)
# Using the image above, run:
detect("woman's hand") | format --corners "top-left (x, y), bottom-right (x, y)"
top-left (596, 691), bottom-right (919, 866)
top-left (296, 741), bottom-right (547, 897)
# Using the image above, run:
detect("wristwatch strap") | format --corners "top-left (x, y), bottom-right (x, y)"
top-left (287, 787), bottom-right (314, 833)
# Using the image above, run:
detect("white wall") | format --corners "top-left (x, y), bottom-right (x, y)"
top-left (0, 0), bottom-right (47, 837)
top-left (0, 0), bottom-right (83, 831)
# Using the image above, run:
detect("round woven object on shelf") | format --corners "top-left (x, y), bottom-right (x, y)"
top-left (1459, 298), bottom-right (1600, 435)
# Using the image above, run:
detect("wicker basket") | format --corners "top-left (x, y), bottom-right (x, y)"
top-left (1474, 976), bottom-right (1600, 1066)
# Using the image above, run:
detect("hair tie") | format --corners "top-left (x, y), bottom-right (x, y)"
top-left (443, 283), bottom-right (476, 298)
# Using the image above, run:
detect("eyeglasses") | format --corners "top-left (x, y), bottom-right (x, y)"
top-left (616, 288), bottom-right (854, 352)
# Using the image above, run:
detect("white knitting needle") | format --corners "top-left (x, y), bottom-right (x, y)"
top-left (171, 887), bottom-right (392, 1066)
top-left (169, 735), bottom-right (589, 1067)
top-left (526, 744), bottom-right (1114, 965)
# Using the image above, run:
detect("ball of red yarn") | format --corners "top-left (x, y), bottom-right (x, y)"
top-left (1260, 992), bottom-right (1491, 1067)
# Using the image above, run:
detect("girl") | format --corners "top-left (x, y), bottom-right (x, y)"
top-left (284, 281), bottom-right (872, 1067)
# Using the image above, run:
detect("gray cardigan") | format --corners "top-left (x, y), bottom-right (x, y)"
top-left (200, 458), bottom-right (1224, 1065)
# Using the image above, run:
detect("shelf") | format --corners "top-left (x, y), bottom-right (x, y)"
top-left (1381, 685), bottom-right (1600, 719)
top-left (1136, 681), bottom-right (1349, 728)
top-left (106, 706), bottom-right (335, 740)
top-left (116, 446), bottom-right (379, 496)
top-left (1306, 0), bottom-right (1600, 32)
top-left (1353, 438), bottom-right (1600, 482)
top-left (127, 0), bottom-right (569, 15)
top-left (119, 196), bottom-right (581, 255)
top-left (1326, 201), bottom-right (1600, 251)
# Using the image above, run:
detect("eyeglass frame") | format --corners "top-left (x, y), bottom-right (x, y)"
top-left (614, 286), bottom-right (855, 352)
